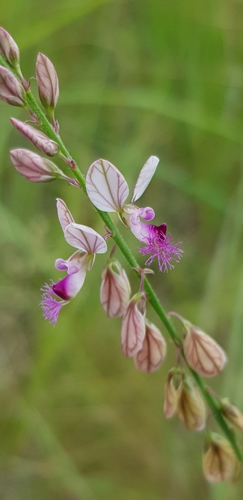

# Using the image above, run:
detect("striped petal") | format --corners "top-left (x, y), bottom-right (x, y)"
top-left (121, 292), bottom-right (146, 357)
top-left (183, 324), bottom-right (227, 377)
top-left (132, 156), bottom-right (159, 203)
top-left (64, 222), bottom-right (107, 254)
top-left (86, 159), bottom-right (129, 212)
top-left (134, 321), bottom-right (166, 373)
top-left (100, 261), bottom-right (131, 318)
top-left (56, 198), bottom-right (74, 232)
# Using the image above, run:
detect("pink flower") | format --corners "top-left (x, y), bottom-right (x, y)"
top-left (41, 199), bottom-right (107, 324)
top-left (86, 157), bottom-right (183, 271)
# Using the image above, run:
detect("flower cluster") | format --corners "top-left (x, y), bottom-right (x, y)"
top-left (41, 199), bottom-right (107, 324)
top-left (1, 26), bottom-right (243, 485)
top-left (86, 157), bottom-right (183, 272)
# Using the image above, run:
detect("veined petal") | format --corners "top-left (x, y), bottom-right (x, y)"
top-left (183, 323), bottom-right (227, 377)
top-left (132, 156), bottom-right (159, 203)
top-left (203, 433), bottom-right (241, 483)
top-left (64, 223), bottom-right (107, 254)
top-left (86, 159), bottom-right (129, 212)
top-left (134, 320), bottom-right (166, 373)
top-left (53, 269), bottom-right (86, 301)
top-left (121, 292), bottom-right (146, 357)
top-left (164, 371), bottom-right (183, 418)
top-left (56, 198), bottom-right (74, 232)
top-left (177, 378), bottom-right (206, 431)
top-left (100, 260), bottom-right (131, 318)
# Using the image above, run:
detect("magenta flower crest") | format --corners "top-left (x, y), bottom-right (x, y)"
top-left (86, 157), bottom-right (183, 271)
top-left (41, 199), bottom-right (107, 324)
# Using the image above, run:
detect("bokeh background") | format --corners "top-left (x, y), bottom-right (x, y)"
top-left (1, 0), bottom-right (243, 498)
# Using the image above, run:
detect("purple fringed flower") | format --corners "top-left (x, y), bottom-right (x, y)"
top-left (86, 156), bottom-right (183, 272)
top-left (41, 199), bottom-right (107, 324)
top-left (41, 282), bottom-right (67, 325)
top-left (138, 223), bottom-right (183, 272)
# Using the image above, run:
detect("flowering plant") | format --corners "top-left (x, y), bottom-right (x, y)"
top-left (0, 26), bottom-right (242, 483)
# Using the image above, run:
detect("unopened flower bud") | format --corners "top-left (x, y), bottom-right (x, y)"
top-left (10, 118), bottom-right (59, 157)
top-left (0, 27), bottom-right (20, 68)
top-left (164, 369), bottom-right (183, 418)
top-left (221, 398), bottom-right (243, 432)
top-left (134, 320), bottom-right (166, 373)
top-left (36, 52), bottom-right (59, 111)
top-left (177, 377), bottom-right (206, 431)
top-left (183, 321), bottom-right (226, 377)
top-left (203, 433), bottom-right (241, 483)
top-left (10, 149), bottom-right (70, 183)
top-left (121, 291), bottom-right (146, 357)
top-left (100, 260), bottom-right (131, 318)
top-left (0, 66), bottom-right (25, 107)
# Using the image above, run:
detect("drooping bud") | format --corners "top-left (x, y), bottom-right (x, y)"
top-left (203, 433), bottom-right (241, 483)
top-left (10, 149), bottom-right (73, 183)
top-left (121, 292), bottom-right (146, 357)
top-left (220, 398), bottom-right (243, 432)
top-left (10, 118), bottom-right (59, 157)
top-left (182, 321), bottom-right (227, 377)
top-left (134, 320), bottom-right (166, 373)
top-left (164, 369), bottom-right (183, 419)
top-left (0, 27), bottom-right (20, 69)
top-left (100, 260), bottom-right (131, 318)
top-left (177, 377), bottom-right (206, 431)
top-left (36, 52), bottom-right (59, 111)
top-left (0, 66), bottom-right (25, 106)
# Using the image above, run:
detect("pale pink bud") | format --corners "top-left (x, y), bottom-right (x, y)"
top-left (100, 260), bottom-right (131, 318)
top-left (0, 27), bottom-right (20, 68)
top-left (183, 322), bottom-right (227, 377)
top-left (0, 66), bottom-right (25, 106)
top-left (177, 377), bottom-right (206, 431)
top-left (10, 149), bottom-right (67, 183)
top-left (36, 52), bottom-right (59, 110)
top-left (121, 292), bottom-right (146, 357)
top-left (203, 433), bottom-right (241, 483)
top-left (134, 320), bottom-right (166, 373)
top-left (10, 118), bottom-right (59, 157)
top-left (164, 370), bottom-right (183, 419)
top-left (221, 398), bottom-right (243, 432)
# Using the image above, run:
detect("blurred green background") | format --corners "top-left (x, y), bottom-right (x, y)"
top-left (1, 0), bottom-right (243, 498)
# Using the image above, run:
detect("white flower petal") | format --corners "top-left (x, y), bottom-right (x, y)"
top-left (86, 159), bottom-right (129, 211)
top-left (56, 198), bottom-right (74, 232)
top-left (64, 223), bottom-right (107, 254)
top-left (132, 156), bottom-right (159, 203)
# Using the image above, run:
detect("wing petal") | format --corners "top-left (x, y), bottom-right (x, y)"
top-left (86, 159), bottom-right (129, 211)
top-left (132, 156), bottom-right (159, 202)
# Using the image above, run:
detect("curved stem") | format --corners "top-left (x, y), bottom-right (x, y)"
top-left (5, 73), bottom-right (242, 461)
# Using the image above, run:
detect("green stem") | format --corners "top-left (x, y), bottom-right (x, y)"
top-left (3, 58), bottom-right (242, 461)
